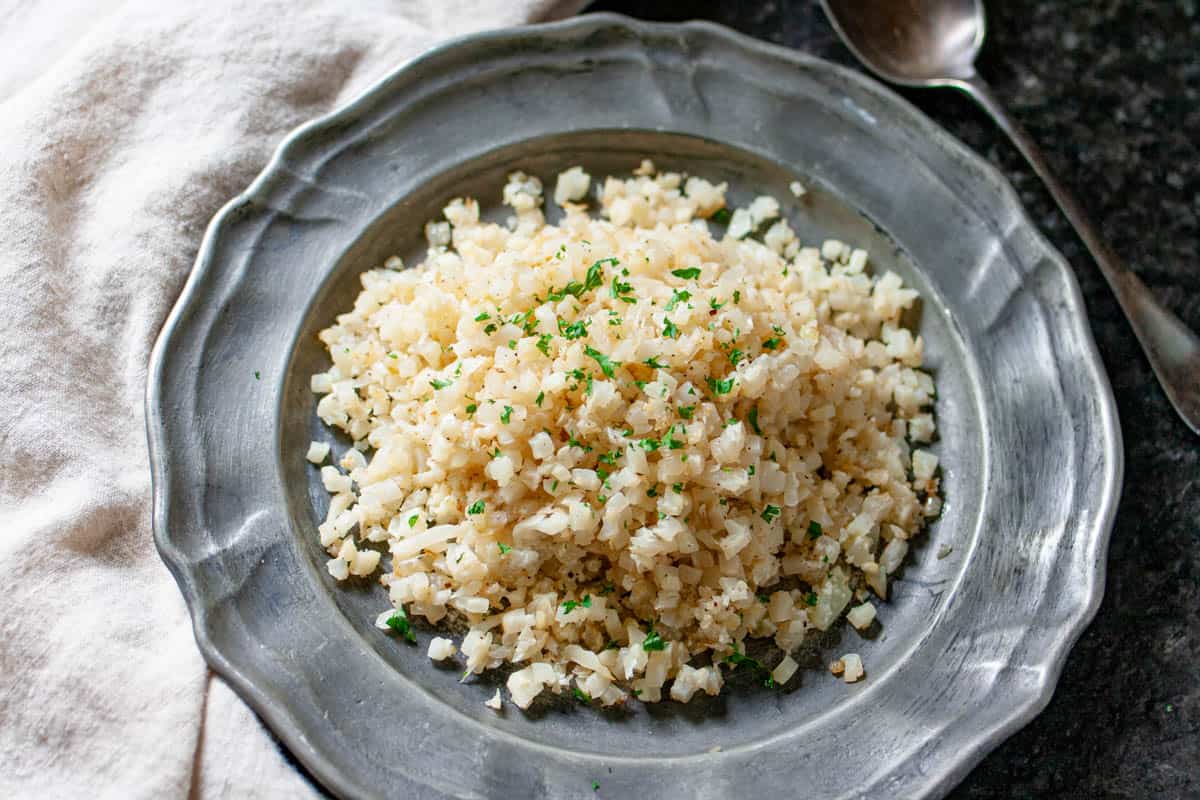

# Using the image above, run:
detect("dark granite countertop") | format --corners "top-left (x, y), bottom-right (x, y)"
top-left (587, 1), bottom-right (1198, 798)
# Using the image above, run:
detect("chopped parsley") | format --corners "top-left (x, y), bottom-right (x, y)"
top-left (729, 348), bottom-right (745, 366)
top-left (762, 337), bottom-right (782, 351)
top-left (474, 312), bottom-right (490, 322)
top-left (747, 407), bottom-right (761, 435)
top-left (562, 595), bottom-right (592, 613)
top-left (592, 780), bottom-right (600, 791)
top-left (583, 346), bottom-right (619, 378)
top-left (724, 646), bottom-right (764, 671)
top-left (807, 520), bottom-right (823, 540)
top-left (665, 289), bottom-right (691, 311)
top-left (671, 267), bottom-right (701, 280)
top-left (610, 274), bottom-right (636, 304)
top-left (483, 323), bottom-right (498, 334)
top-left (644, 356), bottom-right (668, 369)
top-left (558, 318), bottom-right (590, 340)
top-left (597, 449), bottom-right (622, 466)
top-left (546, 257), bottom-right (615, 301)
top-left (385, 606), bottom-right (417, 643)
top-left (709, 297), bottom-right (726, 311)
top-left (733, 290), bottom-right (741, 304)
top-left (572, 687), bottom-right (593, 703)
top-left (758, 594), bottom-right (770, 604)
top-left (646, 486), bottom-right (658, 498)
top-left (638, 438), bottom-right (660, 452)
top-left (599, 582), bottom-right (615, 595)
top-left (672, 482), bottom-right (683, 493)
top-left (677, 405), bottom-right (695, 420)
top-left (761, 504), bottom-right (781, 523)
top-left (507, 339), bottom-right (517, 350)
top-left (804, 591), bottom-right (819, 606)
top-left (705, 376), bottom-right (735, 395)
top-left (662, 318), bottom-right (680, 339)
top-left (710, 207), bottom-right (733, 224)
top-left (536, 334), bottom-right (553, 356)
top-left (500, 405), bottom-right (513, 424)
top-left (467, 500), bottom-right (485, 515)
top-left (253, 371), bottom-right (260, 380)
top-left (566, 432), bottom-right (592, 451)
top-left (407, 513), bottom-right (419, 528)
top-left (748, 465), bottom-right (756, 476)
top-left (663, 426), bottom-right (684, 450)
top-left (498, 543), bottom-right (512, 554)
top-left (535, 391), bottom-right (544, 406)
top-left (388, 352), bottom-right (399, 359)
top-left (641, 627), bottom-right (666, 652)
top-left (429, 377), bottom-right (453, 390)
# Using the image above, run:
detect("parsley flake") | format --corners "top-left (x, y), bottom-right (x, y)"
top-left (536, 334), bottom-right (553, 356)
top-left (474, 312), bottom-right (490, 322)
top-left (662, 318), bottom-right (680, 339)
top-left (761, 505), bottom-right (781, 523)
top-left (642, 627), bottom-right (666, 652)
top-left (710, 208), bottom-right (732, 224)
top-left (748, 407), bottom-right (761, 435)
top-left (557, 318), bottom-right (590, 340)
top-left (644, 356), bottom-right (668, 369)
top-left (467, 500), bottom-right (485, 515)
top-left (561, 595), bottom-right (592, 613)
top-left (498, 543), bottom-right (512, 554)
top-left (706, 376), bottom-right (735, 395)
top-left (671, 267), bottom-right (701, 280)
top-left (408, 513), bottom-right (419, 528)
top-left (385, 606), bottom-right (417, 643)
top-left (665, 288), bottom-right (691, 311)
top-left (583, 346), bottom-right (620, 378)
top-left (762, 337), bottom-right (782, 350)
top-left (807, 520), bottom-right (823, 540)
top-left (430, 377), bottom-right (453, 390)
top-left (677, 405), bottom-right (695, 420)
top-left (500, 405), bottom-right (513, 424)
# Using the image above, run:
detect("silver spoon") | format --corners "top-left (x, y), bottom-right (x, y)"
top-left (822, 0), bottom-right (1200, 435)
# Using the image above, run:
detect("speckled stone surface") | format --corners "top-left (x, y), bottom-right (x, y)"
top-left (588, 1), bottom-right (1199, 798)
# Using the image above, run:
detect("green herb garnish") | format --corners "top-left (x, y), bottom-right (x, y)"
top-left (748, 407), bottom-right (761, 435)
top-left (498, 543), bottom-right (512, 554)
top-left (671, 267), bottom-right (701, 280)
top-left (584, 346), bottom-right (620, 378)
top-left (761, 505), bottom-right (781, 523)
top-left (710, 208), bottom-right (732, 224)
top-left (385, 606), bottom-right (417, 643)
top-left (762, 337), bottom-right (782, 351)
top-left (706, 376), bottom-right (735, 395)
top-left (467, 500), bottom-right (485, 515)
top-left (562, 595), bottom-right (592, 613)
top-left (430, 378), bottom-right (452, 390)
top-left (474, 312), bottom-right (490, 322)
top-left (807, 520), bottom-right (823, 540)
top-left (665, 289), bottom-right (691, 311)
top-left (662, 318), bottom-right (680, 339)
top-left (558, 318), bottom-right (590, 340)
top-left (642, 627), bottom-right (666, 652)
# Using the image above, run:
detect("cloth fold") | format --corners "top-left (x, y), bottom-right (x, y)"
top-left (0, 1), bottom-right (581, 797)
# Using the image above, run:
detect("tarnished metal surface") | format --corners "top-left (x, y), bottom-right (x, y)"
top-left (147, 14), bottom-right (1121, 799)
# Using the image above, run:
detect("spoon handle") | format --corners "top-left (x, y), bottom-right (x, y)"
top-left (951, 73), bottom-right (1200, 435)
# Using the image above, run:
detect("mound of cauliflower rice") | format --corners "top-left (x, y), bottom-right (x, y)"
top-left (310, 162), bottom-right (941, 710)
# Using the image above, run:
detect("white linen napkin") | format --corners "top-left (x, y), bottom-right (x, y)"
top-left (0, 1), bottom-right (582, 796)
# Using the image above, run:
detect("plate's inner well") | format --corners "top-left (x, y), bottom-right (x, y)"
top-left (278, 131), bottom-right (983, 757)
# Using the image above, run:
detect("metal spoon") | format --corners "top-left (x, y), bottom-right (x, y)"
top-left (822, 0), bottom-right (1200, 435)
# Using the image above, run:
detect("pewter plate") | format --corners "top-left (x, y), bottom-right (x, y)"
top-left (147, 14), bottom-right (1122, 800)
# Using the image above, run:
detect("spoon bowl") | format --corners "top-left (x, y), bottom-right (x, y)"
top-left (821, 0), bottom-right (985, 86)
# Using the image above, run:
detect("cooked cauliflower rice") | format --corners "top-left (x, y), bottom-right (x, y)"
top-left (311, 162), bottom-right (940, 709)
